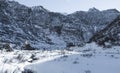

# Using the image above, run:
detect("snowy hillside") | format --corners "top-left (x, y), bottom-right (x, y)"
top-left (0, 43), bottom-right (120, 73)
top-left (24, 43), bottom-right (120, 73)
top-left (89, 15), bottom-right (120, 47)
top-left (0, 49), bottom-right (79, 73)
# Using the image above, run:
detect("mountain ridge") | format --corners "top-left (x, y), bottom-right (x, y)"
top-left (89, 15), bottom-right (120, 47)
top-left (0, 0), bottom-right (120, 49)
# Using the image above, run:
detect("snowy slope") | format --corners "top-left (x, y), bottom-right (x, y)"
top-left (25, 54), bottom-right (120, 73)
top-left (0, 43), bottom-right (120, 73)
top-left (89, 15), bottom-right (120, 46)
top-left (24, 43), bottom-right (120, 73)
top-left (0, 50), bottom-right (78, 73)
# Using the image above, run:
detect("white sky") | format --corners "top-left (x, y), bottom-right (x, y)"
top-left (12, 0), bottom-right (120, 14)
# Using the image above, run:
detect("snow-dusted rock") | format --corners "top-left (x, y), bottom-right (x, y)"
top-left (0, 0), bottom-right (120, 49)
top-left (89, 16), bottom-right (120, 46)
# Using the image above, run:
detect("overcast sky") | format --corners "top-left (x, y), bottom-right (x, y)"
top-left (12, 0), bottom-right (120, 14)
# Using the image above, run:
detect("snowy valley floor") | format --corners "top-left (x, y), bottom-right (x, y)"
top-left (0, 43), bottom-right (120, 73)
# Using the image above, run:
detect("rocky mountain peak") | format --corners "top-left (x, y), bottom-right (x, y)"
top-left (31, 6), bottom-right (48, 12)
top-left (88, 7), bottom-right (100, 12)
top-left (0, 0), bottom-right (120, 49)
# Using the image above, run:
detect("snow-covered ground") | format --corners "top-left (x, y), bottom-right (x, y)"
top-left (0, 43), bottom-right (120, 73)
top-left (0, 50), bottom-right (78, 73)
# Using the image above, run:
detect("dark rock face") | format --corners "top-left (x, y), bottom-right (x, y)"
top-left (21, 44), bottom-right (35, 50)
top-left (89, 16), bottom-right (120, 46)
top-left (0, 0), bottom-right (120, 49)
top-left (0, 43), bottom-right (13, 52)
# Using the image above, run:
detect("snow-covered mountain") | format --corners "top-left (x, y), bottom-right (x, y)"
top-left (68, 8), bottom-right (120, 42)
top-left (0, 0), bottom-right (120, 49)
top-left (89, 15), bottom-right (120, 47)
top-left (0, 1), bottom-right (120, 73)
